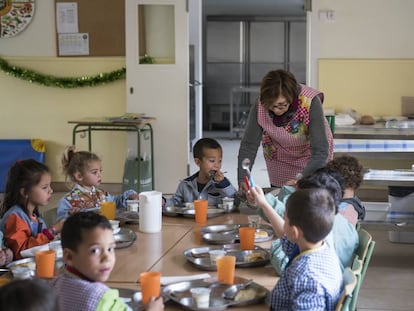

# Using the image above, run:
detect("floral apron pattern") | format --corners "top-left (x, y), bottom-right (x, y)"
top-left (258, 85), bottom-right (333, 186)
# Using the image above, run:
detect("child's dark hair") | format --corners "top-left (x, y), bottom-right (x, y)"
top-left (193, 138), bottom-right (222, 160)
top-left (325, 155), bottom-right (364, 190)
top-left (297, 167), bottom-right (344, 213)
top-left (61, 146), bottom-right (101, 183)
top-left (0, 278), bottom-right (59, 311)
top-left (286, 188), bottom-right (335, 243)
top-left (61, 211), bottom-right (111, 251)
top-left (1, 159), bottom-right (50, 218)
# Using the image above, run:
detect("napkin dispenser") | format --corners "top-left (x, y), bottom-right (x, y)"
top-left (139, 190), bottom-right (162, 233)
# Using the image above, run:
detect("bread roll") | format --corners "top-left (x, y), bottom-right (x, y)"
top-left (360, 115), bottom-right (375, 125)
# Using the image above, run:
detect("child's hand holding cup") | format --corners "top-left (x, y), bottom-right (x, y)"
top-left (139, 271), bottom-right (161, 305)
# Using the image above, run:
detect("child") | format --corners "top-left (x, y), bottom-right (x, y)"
top-left (51, 211), bottom-right (164, 311)
top-left (251, 169), bottom-right (358, 273)
top-left (0, 231), bottom-right (13, 266)
top-left (57, 146), bottom-right (138, 221)
top-left (0, 159), bottom-right (64, 260)
top-left (326, 155), bottom-right (365, 226)
top-left (0, 278), bottom-right (59, 311)
top-left (250, 187), bottom-right (343, 310)
top-left (164, 138), bottom-right (237, 207)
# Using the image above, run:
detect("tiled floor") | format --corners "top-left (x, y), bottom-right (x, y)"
top-left (41, 132), bottom-right (414, 310)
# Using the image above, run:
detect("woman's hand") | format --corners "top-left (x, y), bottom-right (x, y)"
top-left (238, 181), bottom-right (248, 192)
top-left (285, 179), bottom-right (297, 186)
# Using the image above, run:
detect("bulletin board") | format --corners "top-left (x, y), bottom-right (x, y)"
top-left (55, 0), bottom-right (125, 56)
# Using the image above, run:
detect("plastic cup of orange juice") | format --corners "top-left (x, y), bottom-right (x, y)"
top-left (100, 201), bottom-right (116, 220)
top-left (140, 271), bottom-right (161, 305)
top-left (216, 255), bottom-right (235, 284)
top-left (239, 227), bottom-right (256, 250)
top-left (35, 250), bottom-right (55, 278)
top-left (194, 200), bottom-right (208, 224)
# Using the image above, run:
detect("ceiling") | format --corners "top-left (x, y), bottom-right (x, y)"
top-left (203, 0), bottom-right (306, 17)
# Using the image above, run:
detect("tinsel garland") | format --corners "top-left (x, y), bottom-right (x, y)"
top-left (0, 57), bottom-right (126, 88)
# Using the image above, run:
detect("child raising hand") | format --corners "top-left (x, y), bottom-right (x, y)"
top-left (0, 159), bottom-right (64, 260)
top-left (57, 146), bottom-right (138, 221)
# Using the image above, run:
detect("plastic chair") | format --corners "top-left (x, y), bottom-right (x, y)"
top-left (350, 229), bottom-right (376, 311)
top-left (335, 267), bottom-right (358, 311)
top-left (354, 229), bottom-right (372, 264)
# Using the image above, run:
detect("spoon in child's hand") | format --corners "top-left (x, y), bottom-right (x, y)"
top-left (242, 158), bottom-right (255, 187)
top-left (242, 158), bottom-right (251, 174)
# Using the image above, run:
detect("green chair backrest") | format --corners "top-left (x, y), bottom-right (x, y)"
top-left (349, 229), bottom-right (376, 311)
top-left (355, 229), bottom-right (372, 264)
top-left (335, 267), bottom-right (358, 311)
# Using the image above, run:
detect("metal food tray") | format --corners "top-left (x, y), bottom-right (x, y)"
top-left (201, 224), bottom-right (274, 244)
top-left (6, 257), bottom-right (36, 270)
top-left (162, 276), bottom-right (268, 311)
top-left (117, 209), bottom-right (140, 225)
top-left (6, 257), bottom-right (65, 278)
top-left (183, 244), bottom-right (270, 271)
top-left (163, 206), bottom-right (225, 219)
top-left (114, 228), bottom-right (137, 249)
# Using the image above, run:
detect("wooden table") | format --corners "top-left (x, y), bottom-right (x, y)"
top-left (107, 213), bottom-right (279, 310)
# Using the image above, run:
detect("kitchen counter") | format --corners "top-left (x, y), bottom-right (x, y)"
top-left (334, 122), bottom-right (414, 140)
top-left (333, 123), bottom-right (414, 160)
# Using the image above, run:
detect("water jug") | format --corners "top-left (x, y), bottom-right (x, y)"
top-left (139, 191), bottom-right (162, 233)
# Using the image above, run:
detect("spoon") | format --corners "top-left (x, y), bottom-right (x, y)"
top-left (241, 158), bottom-right (255, 187)
top-left (222, 279), bottom-right (254, 300)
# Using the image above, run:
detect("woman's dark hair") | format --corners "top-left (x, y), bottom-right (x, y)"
top-left (286, 188), bottom-right (335, 243)
top-left (193, 137), bottom-right (222, 160)
top-left (260, 69), bottom-right (299, 110)
top-left (0, 278), bottom-right (59, 311)
top-left (1, 159), bottom-right (50, 218)
top-left (61, 211), bottom-right (111, 251)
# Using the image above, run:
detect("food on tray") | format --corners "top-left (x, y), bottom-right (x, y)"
top-left (234, 288), bottom-right (257, 302)
top-left (10, 261), bottom-right (36, 271)
top-left (255, 230), bottom-right (269, 239)
top-left (244, 252), bottom-right (265, 263)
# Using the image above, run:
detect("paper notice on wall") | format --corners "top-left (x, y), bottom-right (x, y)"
top-left (58, 33), bottom-right (89, 56)
top-left (56, 2), bottom-right (79, 33)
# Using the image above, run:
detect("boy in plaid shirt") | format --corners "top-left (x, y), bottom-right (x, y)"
top-left (249, 187), bottom-right (343, 311)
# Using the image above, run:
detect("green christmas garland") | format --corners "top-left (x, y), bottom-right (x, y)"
top-left (0, 56), bottom-right (126, 88)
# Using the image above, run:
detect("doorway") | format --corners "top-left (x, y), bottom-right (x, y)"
top-left (203, 16), bottom-right (306, 132)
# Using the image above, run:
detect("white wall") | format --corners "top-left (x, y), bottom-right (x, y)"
top-left (0, 0), bottom-right (56, 56)
top-left (189, 0), bottom-right (203, 144)
top-left (310, 0), bottom-right (414, 86)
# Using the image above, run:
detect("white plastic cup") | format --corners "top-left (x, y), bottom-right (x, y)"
top-left (190, 287), bottom-right (211, 308)
top-left (222, 197), bottom-right (234, 212)
top-left (126, 199), bottom-right (139, 213)
top-left (209, 249), bottom-right (226, 265)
